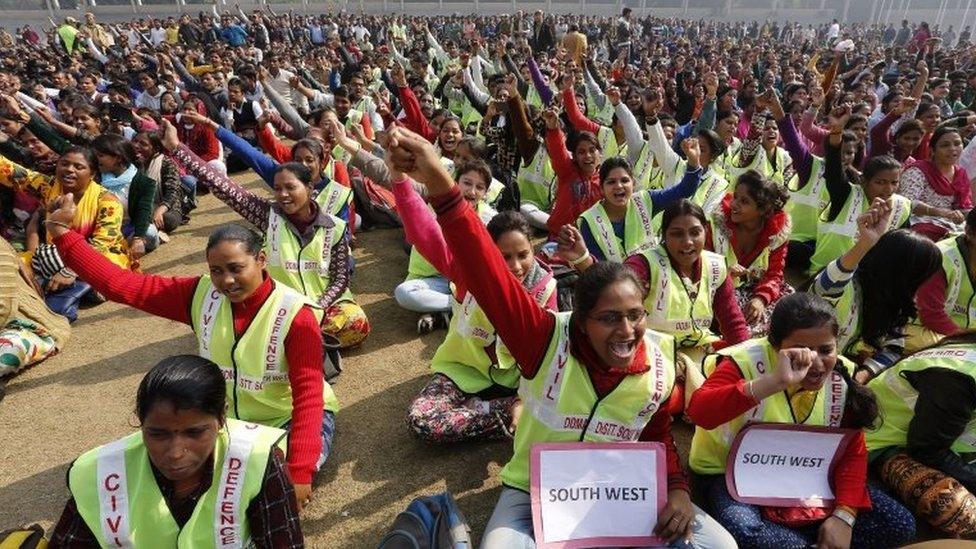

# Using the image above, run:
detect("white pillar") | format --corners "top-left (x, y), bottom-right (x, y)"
top-left (842, 0), bottom-right (851, 20)
top-left (964, 0), bottom-right (974, 32)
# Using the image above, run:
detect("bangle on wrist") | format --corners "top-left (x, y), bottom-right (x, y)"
top-left (831, 508), bottom-right (856, 529)
top-left (568, 248), bottom-right (591, 268)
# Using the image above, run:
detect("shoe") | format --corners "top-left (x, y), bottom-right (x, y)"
top-left (434, 311), bottom-right (451, 330)
top-left (158, 231), bottom-right (170, 244)
top-left (417, 313), bottom-right (435, 334)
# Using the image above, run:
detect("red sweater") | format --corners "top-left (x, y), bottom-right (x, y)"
top-left (544, 126), bottom-right (602, 238)
top-left (687, 359), bottom-right (872, 510)
top-left (431, 187), bottom-right (689, 492)
top-left (398, 86), bottom-right (437, 143)
top-left (54, 231), bottom-right (325, 484)
top-left (917, 269), bottom-right (963, 335)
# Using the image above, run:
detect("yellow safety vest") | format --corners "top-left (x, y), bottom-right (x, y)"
top-left (639, 246), bottom-right (728, 348)
top-left (689, 338), bottom-right (854, 474)
top-left (190, 277), bottom-right (339, 426)
top-left (935, 237), bottom-right (976, 331)
top-left (867, 344), bottom-right (976, 454)
top-left (500, 312), bottom-right (676, 491)
top-left (264, 206), bottom-right (351, 305)
top-left (69, 419), bottom-right (284, 548)
top-left (516, 147), bottom-right (557, 211)
top-left (709, 207), bottom-right (792, 288)
top-left (786, 155), bottom-right (830, 242)
top-left (577, 192), bottom-right (657, 262)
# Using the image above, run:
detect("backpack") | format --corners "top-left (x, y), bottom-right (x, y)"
top-left (0, 524), bottom-right (47, 549)
top-left (377, 492), bottom-right (472, 549)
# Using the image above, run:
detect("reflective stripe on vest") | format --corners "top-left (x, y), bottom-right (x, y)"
top-left (643, 247), bottom-right (726, 347)
top-left (314, 181), bottom-right (352, 218)
top-left (690, 339), bottom-right (851, 474)
top-left (578, 193), bottom-right (656, 263)
top-left (939, 237), bottom-right (976, 330)
top-left (810, 188), bottom-right (911, 274)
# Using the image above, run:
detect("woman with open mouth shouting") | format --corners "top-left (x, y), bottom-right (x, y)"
top-left (575, 138), bottom-right (706, 264)
top-left (0, 145), bottom-right (130, 321)
top-left (558, 196), bottom-right (750, 413)
top-left (383, 124), bottom-right (736, 548)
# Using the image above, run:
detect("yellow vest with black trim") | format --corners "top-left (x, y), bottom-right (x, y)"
top-left (689, 338), bottom-right (854, 474)
top-left (787, 155), bottom-right (830, 242)
top-left (68, 419), bottom-right (284, 548)
top-left (709, 209), bottom-right (792, 289)
top-left (867, 344), bottom-right (976, 454)
top-left (639, 246), bottom-right (728, 348)
top-left (516, 147), bottom-right (556, 211)
top-left (264, 206), bottom-right (351, 305)
top-left (935, 237), bottom-right (976, 331)
top-left (578, 192), bottom-right (657, 263)
top-left (190, 277), bottom-right (339, 427)
top-left (808, 187), bottom-right (912, 275)
top-left (431, 277), bottom-right (557, 394)
top-left (500, 312), bottom-right (677, 491)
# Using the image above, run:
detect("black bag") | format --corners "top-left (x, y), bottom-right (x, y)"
top-left (377, 492), bottom-right (472, 549)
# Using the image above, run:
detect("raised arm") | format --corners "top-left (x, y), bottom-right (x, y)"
top-left (561, 85), bottom-right (600, 135)
top-left (215, 126), bottom-right (278, 184)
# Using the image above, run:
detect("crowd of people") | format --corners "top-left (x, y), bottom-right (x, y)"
top-left (4, 5), bottom-right (976, 547)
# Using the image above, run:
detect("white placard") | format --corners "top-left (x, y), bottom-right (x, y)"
top-left (728, 424), bottom-right (855, 507)
top-left (530, 442), bottom-right (665, 548)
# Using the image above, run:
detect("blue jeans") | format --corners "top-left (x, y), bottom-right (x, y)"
top-left (481, 487), bottom-right (737, 549)
top-left (282, 410), bottom-right (336, 470)
top-left (701, 474), bottom-right (916, 549)
top-left (394, 276), bottom-right (451, 313)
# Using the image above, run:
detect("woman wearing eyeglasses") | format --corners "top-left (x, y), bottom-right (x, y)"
top-left (383, 126), bottom-right (735, 548)
top-left (559, 198), bottom-right (750, 411)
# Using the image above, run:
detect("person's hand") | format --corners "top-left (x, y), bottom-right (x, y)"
top-left (816, 516), bottom-right (853, 549)
top-left (681, 137), bottom-right (701, 169)
top-left (160, 119), bottom-right (181, 152)
top-left (505, 73), bottom-right (519, 99)
top-left (856, 198), bottom-right (893, 247)
top-left (917, 59), bottom-right (930, 77)
top-left (765, 88), bottom-right (785, 119)
top-left (938, 208), bottom-right (967, 224)
top-left (770, 347), bottom-right (819, 390)
top-left (654, 489), bottom-right (694, 544)
top-left (559, 72), bottom-right (574, 92)
top-left (153, 205), bottom-right (167, 229)
top-left (606, 86), bottom-right (621, 106)
top-left (809, 83), bottom-right (825, 108)
top-left (555, 224), bottom-right (587, 263)
top-left (288, 74), bottom-right (301, 89)
top-left (46, 270), bottom-right (75, 293)
top-left (34, 104), bottom-right (55, 123)
top-left (129, 237), bottom-right (146, 261)
top-left (895, 96), bottom-right (919, 115)
top-left (391, 62), bottom-right (408, 88)
top-left (257, 65), bottom-right (270, 82)
top-left (255, 111), bottom-right (271, 131)
top-left (643, 90), bottom-right (662, 118)
top-left (729, 263), bottom-right (748, 279)
top-left (541, 105), bottom-right (561, 130)
top-left (744, 297), bottom-right (765, 325)
top-left (827, 105), bottom-right (851, 133)
top-left (45, 193), bottom-right (76, 237)
top-left (385, 125), bottom-right (451, 189)
top-left (293, 483), bottom-right (312, 512)
top-left (704, 71), bottom-right (718, 98)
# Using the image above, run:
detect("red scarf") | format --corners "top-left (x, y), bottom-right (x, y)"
top-left (910, 158), bottom-right (973, 209)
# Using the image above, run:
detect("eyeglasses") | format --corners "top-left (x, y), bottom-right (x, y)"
top-left (588, 309), bottom-right (647, 327)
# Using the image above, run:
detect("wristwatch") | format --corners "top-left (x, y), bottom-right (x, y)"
top-left (831, 508), bottom-right (856, 529)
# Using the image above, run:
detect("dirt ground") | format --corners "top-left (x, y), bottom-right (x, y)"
top-left (0, 173), bottom-right (692, 547)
